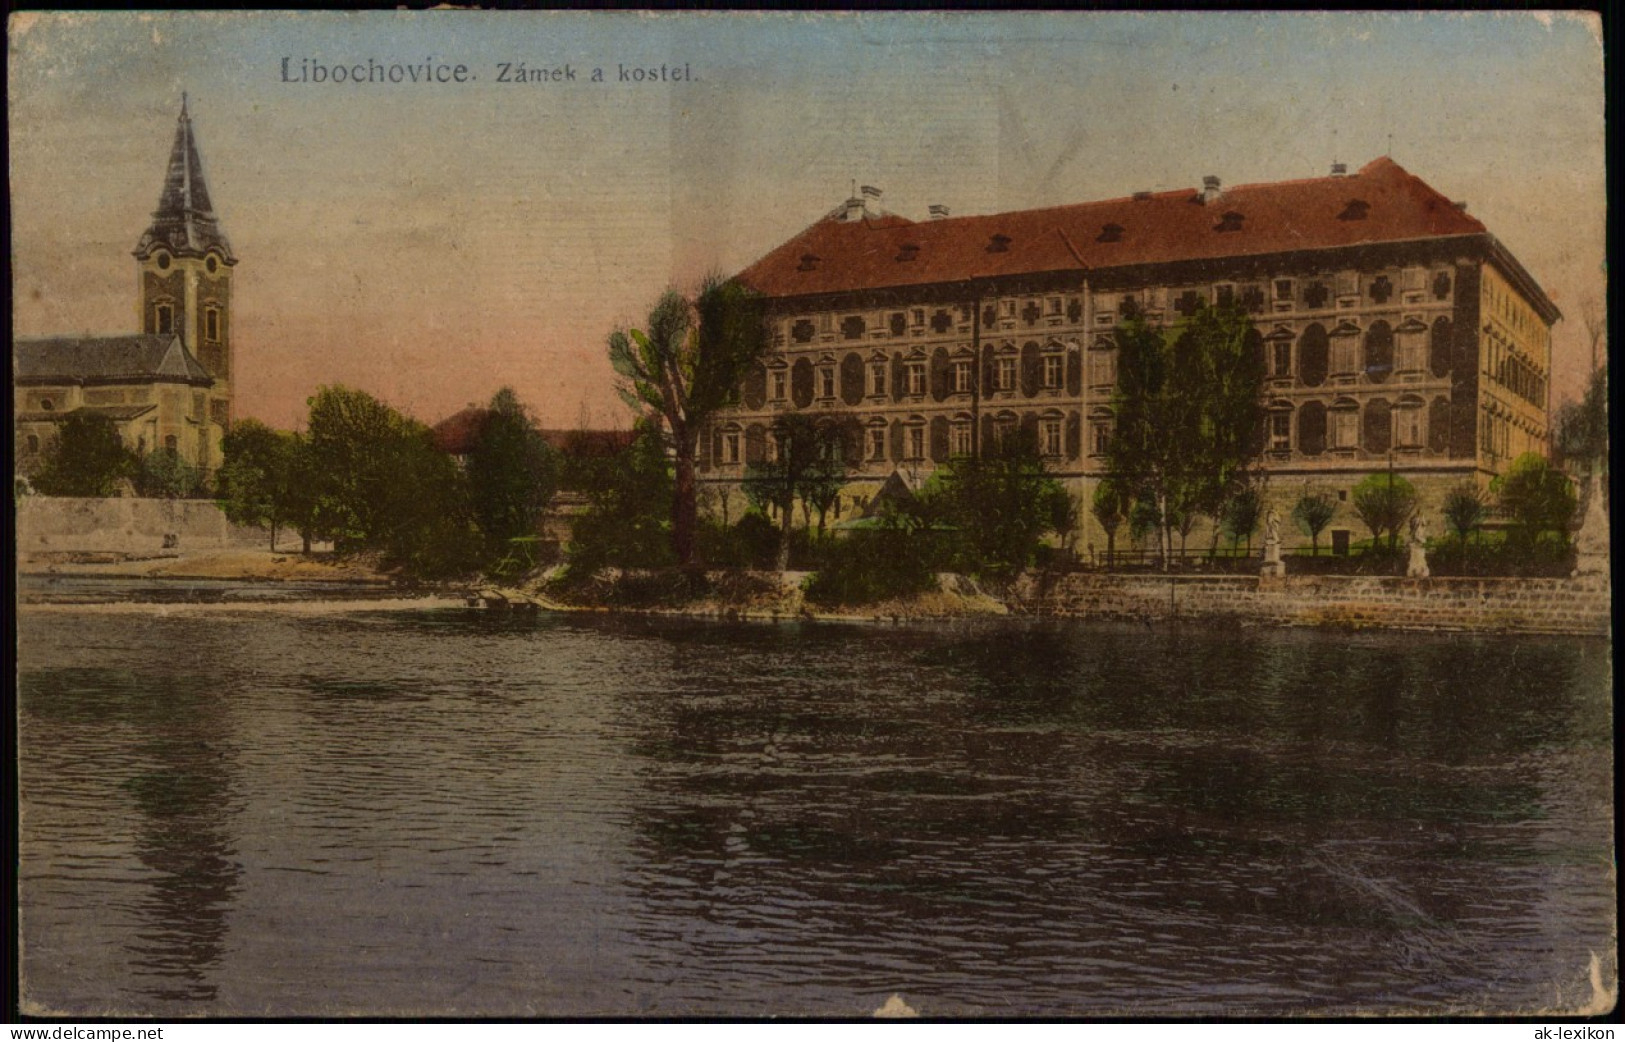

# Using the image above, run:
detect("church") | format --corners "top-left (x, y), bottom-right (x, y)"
top-left (14, 98), bottom-right (238, 483)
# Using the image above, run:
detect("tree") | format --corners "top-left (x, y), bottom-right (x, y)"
top-left (465, 387), bottom-right (558, 554)
top-left (136, 448), bottom-right (200, 499)
top-left (609, 277), bottom-right (769, 566)
top-left (1221, 486), bottom-right (1262, 554)
top-left (564, 423), bottom-right (676, 577)
top-left (926, 426), bottom-right (1066, 581)
top-left (1351, 471), bottom-right (1417, 551)
top-left (1555, 364), bottom-right (1608, 478)
top-left (220, 420), bottom-right (328, 552)
top-left (1091, 478), bottom-right (1129, 567)
top-left (32, 412), bottom-right (137, 497)
top-left (741, 414), bottom-right (854, 569)
top-left (1107, 303), bottom-right (1264, 570)
top-left (1441, 482), bottom-right (1488, 569)
top-left (1492, 452), bottom-right (1577, 551)
top-left (1291, 489), bottom-right (1338, 556)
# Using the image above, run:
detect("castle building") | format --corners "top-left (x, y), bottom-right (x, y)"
top-left (14, 98), bottom-right (237, 481)
top-left (702, 159), bottom-right (1559, 551)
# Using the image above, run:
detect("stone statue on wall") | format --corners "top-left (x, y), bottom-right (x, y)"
top-left (1261, 507), bottom-right (1285, 577)
top-left (1406, 515), bottom-right (1430, 579)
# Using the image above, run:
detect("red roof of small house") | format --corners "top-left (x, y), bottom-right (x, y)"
top-left (735, 158), bottom-right (1494, 299)
top-left (431, 410), bottom-right (639, 459)
top-left (431, 406), bottom-right (488, 456)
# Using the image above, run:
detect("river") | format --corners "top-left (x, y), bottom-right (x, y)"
top-left (15, 600), bottom-right (1615, 1017)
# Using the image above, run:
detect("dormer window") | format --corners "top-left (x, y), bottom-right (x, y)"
top-left (987, 233), bottom-right (1012, 253)
top-left (797, 253), bottom-right (821, 271)
top-left (896, 243), bottom-right (920, 262)
top-left (1216, 211), bottom-right (1245, 232)
top-left (1098, 223), bottom-right (1124, 243)
top-left (1338, 199), bottom-right (1370, 221)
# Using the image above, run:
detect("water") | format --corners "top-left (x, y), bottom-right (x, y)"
top-left (15, 603), bottom-right (1615, 1017)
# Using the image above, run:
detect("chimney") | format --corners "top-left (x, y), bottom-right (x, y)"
top-left (1132, 190), bottom-right (1152, 201)
top-left (928, 204), bottom-right (950, 220)
top-left (861, 185), bottom-right (882, 211)
top-left (1454, 200), bottom-right (1469, 212)
top-left (1330, 162), bottom-right (1348, 177)
top-left (841, 194), bottom-right (865, 222)
top-left (1200, 175), bottom-right (1222, 205)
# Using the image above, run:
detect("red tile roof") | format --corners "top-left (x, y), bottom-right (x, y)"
top-left (431, 409), bottom-right (638, 459)
top-left (431, 406), bottom-right (488, 456)
top-left (735, 158), bottom-right (1489, 299)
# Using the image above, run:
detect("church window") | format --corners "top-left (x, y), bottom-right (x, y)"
top-left (39, 398), bottom-right (54, 412)
top-left (206, 256), bottom-right (219, 274)
top-left (165, 434), bottom-right (178, 452)
top-left (205, 307), bottom-right (220, 341)
top-left (155, 304), bottom-right (174, 335)
top-left (156, 253), bottom-right (171, 271)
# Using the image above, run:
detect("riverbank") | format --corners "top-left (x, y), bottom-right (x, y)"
top-left (18, 548), bottom-right (395, 583)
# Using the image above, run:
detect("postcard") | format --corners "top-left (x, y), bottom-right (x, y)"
top-left (10, 10), bottom-right (1612, 1020)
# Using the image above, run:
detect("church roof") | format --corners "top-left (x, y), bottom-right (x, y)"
top-left (735, 158), bottom-right (1549, 311)
top-left (133, 97), bottom-right (235, 264)
top-left (15, 403), bottom-right (158, 423)
top-left (14, 334), bottom-right (214, 387)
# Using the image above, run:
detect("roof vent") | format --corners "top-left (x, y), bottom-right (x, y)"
top-left (987, 233), bottom-right (1012, 253)
top-left (1331, 162), bottom-right (1348, 177)
top-left (896, 243), bottom-right (920, 262)
top-left (1338, 199), bottom-right (1371, 221)
top-left (1453, 200), bottom-right (1468, 212)
top-left (798, 253), bottom-right (821, 271)
top-left (1216, 211), bottom-right (1244, 232)
top-left (928, 204), bottom-right (950, 220)
top-left (1201, 175), bottom-right (1222, 204)
top-left (1132, 191), bottom-right (1152, 201)
top-left (1098, 223), bottom-right (1124, 243)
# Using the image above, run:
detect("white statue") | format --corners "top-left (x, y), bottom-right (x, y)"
top-left (1406, 514), bottom-right (1430, 578)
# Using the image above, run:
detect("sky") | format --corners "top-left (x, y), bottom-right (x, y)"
top-left (8, 11), bottom-right (1607, 431)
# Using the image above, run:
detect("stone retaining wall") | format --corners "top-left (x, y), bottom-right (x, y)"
top-left (1010, 572), bottom-right (1611, 636)
top-left (15, 496), bottom-right (269, 553)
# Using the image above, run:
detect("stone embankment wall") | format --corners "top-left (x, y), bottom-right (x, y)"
top-left (1010, 572), bottom-right (1611, 637)
top-left (15, 497), bottom-right (269, 553)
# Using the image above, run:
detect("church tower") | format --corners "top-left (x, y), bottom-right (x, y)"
top-left (132, 96), bottom-right (237, 429)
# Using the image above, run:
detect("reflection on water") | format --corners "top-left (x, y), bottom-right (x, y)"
top-left (16, 607), bottom-right (1615, 1017)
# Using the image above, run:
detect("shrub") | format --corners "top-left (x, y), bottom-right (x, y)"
top-left (803, 527), bottom-right (939, 607)
top-left (1351, 471), bottom-right (1417, 550)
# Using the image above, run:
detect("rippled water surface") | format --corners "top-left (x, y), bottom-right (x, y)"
top-left (16, 606), bottom-right (1615, 1017)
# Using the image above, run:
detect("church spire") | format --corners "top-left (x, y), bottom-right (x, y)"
top-left (133, 97), bottom-right (234, 263)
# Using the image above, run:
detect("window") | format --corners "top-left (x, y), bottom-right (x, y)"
top-left (767, 430), bottom-right (782, 463)
top-left (819, 313), bottom-right (833, 333)
top-left (1216, 284), bottom-right (1236, 307)
top-left (912, 309), bottom-right (925, 327)
top-left (1042, 418), bottom-right (1063, 457)
top-left (155, 304), bottom-right (173, 335)
top-left (906, 362), bottom-right (927, 396)
top-left (1048, 297), bottom-right (1063, 315)
top-left (39, 398), bottom-right (54, 412)
top-left (206, 255), bottom-right (219, 274)
top-left (869, 427), bottom-right (886, 461)
top-left (165, 434), bottom-right (178, 452)
top-left (841, 316), bottom-right (866, 340)
top-left (155, 253), bottom-right (170, 271)
top-left (205, 307), bottom-right (220, 341)
top-left (1090, 417), bottom-right (1113, 455)
top-left (1274, 279), bottom-right (1293, 301)
top-left (1332, 332), bottom-right (1359, 375)
top-left (998, 357), bottom-right (1017, 391)
top-left (26, 435), bottom-right (39, 453)
top-left (889, 313), bottom-right (907, 336)
top-left (1089, 347), bottom-right (1116, 387)
top-left (771, 370), bottom-right (787, 401)
top-left (1368, 275), bottom-right (1394, 305)
top-left (1271, 341), bottom-right (1292, 377)
top-left (1331, 407), bottom-right (1358, 449)
top-left (819, 367), bottom-right (836, 399)
top-left (1303, 282), bottom-right (1330, 309)
top-left (724, 431), bottom-right (741, 464)
top-left (869, 362), bottom-right (887, 397)
top-left (907, 426), bottom-right (925, 460)
top-left (1003, 300), bottom-right (1016, 318)
top-left (1395, 402), bottom-right (1424, 447)
top-left (792, 320), bottom-right (815, 343)
top-left (1269, 410), bottom-right (1292, 451)
top-left (950, 421), bottom-right (973, 456)
top-left (953, 360), bottom-right (973, 394)
top-left (1043, 355), bottom-right (1063, 389)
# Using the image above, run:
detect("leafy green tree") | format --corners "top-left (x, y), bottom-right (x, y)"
top-left (926, 427), bottom-right (1065, 581)
top-left (32, 412), bottom-right (137, 497)
top-left (564, 423), bottom-right (676, 578)
top-left (1107, 302), bottom-right (1264, 569)
top-left (741, 413), bottom-right (854, 569)
top-left (466, 387), bottom-right (558, 554)
top-left (303, 385), bottom-right (480, 574)
top-left (1440, 482), bottom-right (1488, 570)
top-left (1221, 486), bottom-right (1262, 554)
top-left (135, 448), bottom-right (201, 499)
top-left (1291, 489), bottom-right (1338, 556)
top-left (1351, 470), bottom-right (1418, 551)
top-left (1090, 478), bottom-right (1129, 567)
top-left (1554, 364), bottom-right (1609, 474)
top-left (1492, 452), bottom-right (1577, 551)
top-left (609, 277), bottom-right (769, 565)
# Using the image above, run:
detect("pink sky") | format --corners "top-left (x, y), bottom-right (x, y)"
top-left (10, 11), bottom-right (1606, 431)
